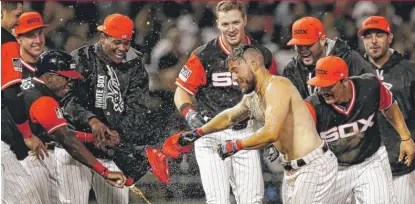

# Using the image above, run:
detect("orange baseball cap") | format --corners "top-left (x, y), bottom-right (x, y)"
top-left (287, 17), bottom-right (325, 46)
top-left (307, 56), bottom-right (348, 87)
top-left (97, 14), bottom-right (134, 41)
top-left (358, 16), bottom-right (391, 36)
top-left (15, 12), bottom-right (48, 36)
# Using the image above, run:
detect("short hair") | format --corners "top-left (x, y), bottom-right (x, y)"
top-left (2, 1), bottom-right (23, 11)
top-left (215, 1), bottom-right (246, 18)
top-left (225, 44), bottom-right (261, 68)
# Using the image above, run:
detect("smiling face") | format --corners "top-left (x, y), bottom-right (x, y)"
top-left (362, 29), bottom-right (392, 61)
top-left (45, 73), bottom-right (73, 98)
top-left (17, 28), bottom-right (45, 60)
top-left (228, 58), bottom-right (256, 94)
top-left (100, 33), bottom-right (131, 64)
top-left (295, 38), bottom-right (325, 66)
top-left (216, 9), bottom-right (247, 46)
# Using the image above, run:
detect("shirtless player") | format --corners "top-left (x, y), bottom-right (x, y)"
top-left (163, 44), bottom-right (338, 204)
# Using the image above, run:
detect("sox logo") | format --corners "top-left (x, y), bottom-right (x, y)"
top-left (212, 72), bottom-right (238, 87)
top-left (320, 113), bottom-right (375, 142)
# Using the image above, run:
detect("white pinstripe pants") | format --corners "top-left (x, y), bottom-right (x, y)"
top-left (1, 141), bottom-right (42, 204)
top-left (392, 170), bottom-right (415, 204)
top-left (194, 127), bottom-right (264, 204)
top-left (281, 143), bottom-right (338, 204)
top-left (20, 148), bottom-right (61, 204)
top-left (55, 148), bottom-right (129, 204)
top-left (332, 147), bottom-right (393, 204)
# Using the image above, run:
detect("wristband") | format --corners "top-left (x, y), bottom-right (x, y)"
top-left (16, 121), bottom-right (32, 139)
top-left (179, 103), bottom-right (195, 118)
top-left (125, 177), bottom-right (134, 186)
top-left (401, 137), bottom-right (412, 141)
top-left (235, 140), bottom-right (243, 150)
top-left (75, 131), bottom-right (94, 143)
top-left (196, 128), bottom-right (204, 136)
top-left (92, 160), bottom-right (109, 177)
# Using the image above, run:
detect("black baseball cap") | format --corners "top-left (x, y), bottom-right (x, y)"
top-left (35, 50), bottom-right (82, 79)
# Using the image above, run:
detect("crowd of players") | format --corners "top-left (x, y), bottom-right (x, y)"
top-left (1, 1), bottom-right (414, 204)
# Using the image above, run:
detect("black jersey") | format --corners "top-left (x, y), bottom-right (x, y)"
top-left (306, 74), bottom-right (393, 165)
top-left (367, 50), bottom-right (415, 176)
top-left (21, 78), bottom-right (68, 143)
top-left (175, 36), bottom-right (277, 118)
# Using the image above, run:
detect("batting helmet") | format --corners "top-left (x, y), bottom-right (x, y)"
top-left (35, 50), bottom-right (82, 79)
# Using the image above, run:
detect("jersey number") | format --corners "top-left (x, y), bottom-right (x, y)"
top-left (212, 72), bottom-right (238, 87)
top-left (320, 113), bottom-right (375, 142)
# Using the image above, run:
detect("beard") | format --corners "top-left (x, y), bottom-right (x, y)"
top-left (241, 72), bottom-right (256, 94)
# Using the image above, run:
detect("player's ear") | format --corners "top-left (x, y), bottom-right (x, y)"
top-left (319, 37), bottom-right (326, 47)
top-left (388, 33), bottom-right (393, 44)
top-left (216, 19), bottom-right (220, 30)
top-left (243, 15), bottom-right (247, 27)
top-left (250, 60), bottom-right (259, 72)
top-left (99, 33), bottom-right (106, 44)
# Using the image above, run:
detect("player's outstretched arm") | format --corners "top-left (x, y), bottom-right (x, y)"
top-left (52, 128), bottom-right (126, 187)
top-left (200, 96), bottom-right (251, 135)
top-left (382, 102), bottom-right (415, 166)
top-left (241, 78), bottom-right (291, 150)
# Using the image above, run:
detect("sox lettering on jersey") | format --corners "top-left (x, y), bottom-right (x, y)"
top-left (212, 72), bottom-right (238, 87)
top-left (320, 113), bottom-right (375, 142)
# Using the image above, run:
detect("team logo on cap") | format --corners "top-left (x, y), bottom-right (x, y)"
top-left (315, 69), bottom-right (328, 75)
top-left (294, 29), bottom-right (308, 35)
top-left (121, 34), bottom-right (127, 39)
top-left (70, 63), bottom-right (76, 70)
top-left (54, 107), bottom-right (64, 119)
top-left (27, 17), bottom-right (41, 24)
top-left (365, 20), bottom-right (379, 25)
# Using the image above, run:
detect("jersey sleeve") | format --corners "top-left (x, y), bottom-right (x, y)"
top-left (305, 101), bottom-right (317, 124)
top-left (175, 54), bottom-right (207, 95)
top-left (29, 96), bottom-right (68, 134)
top-left (377, 78), bottom-right (393, 110)
top-left (1, 41), bottom-right (22, 90)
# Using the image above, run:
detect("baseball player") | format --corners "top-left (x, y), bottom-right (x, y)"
top-left (13, 11), bottom-right (64, 204)
top-left (1, 2), bottom-right (44, 203)
top-left (164, 45), bottom-right (338, 204)
top-left (59, 13), bottom-right (169, 204)
top-left (359, 16), bottom-right (415, 204)
top-left (172, 1), bottom-right (277, 203)
top-left (21, 50), bottom-right (126, 188)
top-left (282, 17), bottom-right (372, 99)
top-left (305, 56), bottom-right (415, 204)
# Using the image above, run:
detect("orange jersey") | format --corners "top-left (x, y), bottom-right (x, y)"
top-left (1, 27), bottom-right (22, 90)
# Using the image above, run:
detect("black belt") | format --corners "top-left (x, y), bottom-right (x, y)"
top-left (46, 142), bottom-right (56, 151)
top-left (283, 145), bottom-right (329, 171)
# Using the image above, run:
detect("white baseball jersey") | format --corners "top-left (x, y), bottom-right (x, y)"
top-left (1, 141), bottom-right (42, 204)
top-left (20, 147), bottom-right (60, 204)
top-left (55, 148), bottom-right (129, 204)
top-left (195, 126), bottom-right (264, 204)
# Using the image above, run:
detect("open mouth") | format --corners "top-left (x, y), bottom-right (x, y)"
top-left (228, 33), bottom-right (238, 40)
top-left (322, 93), bottom-right (334, 98)
top-left (301, 53), bottom-right (313, 62)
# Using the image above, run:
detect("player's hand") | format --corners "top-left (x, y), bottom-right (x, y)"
top-left (185, 110), bottom-right (206, 129)
top-left (217, 140), bottom-right (243, 160)
top-left (24, 135), bottom-right (49, 161)
top-left (399, 138), bottom-right (415, 166)
top-left (178, 129), bottom-right (202, 146)
top-left (105, 130), bottom-right (120, 147)
top-left (89, 118), bottom-right (110, 148)
top-left (104, 171), bottom-right (126, 188)
top-left (264, 143), bottom-right (280, 162)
